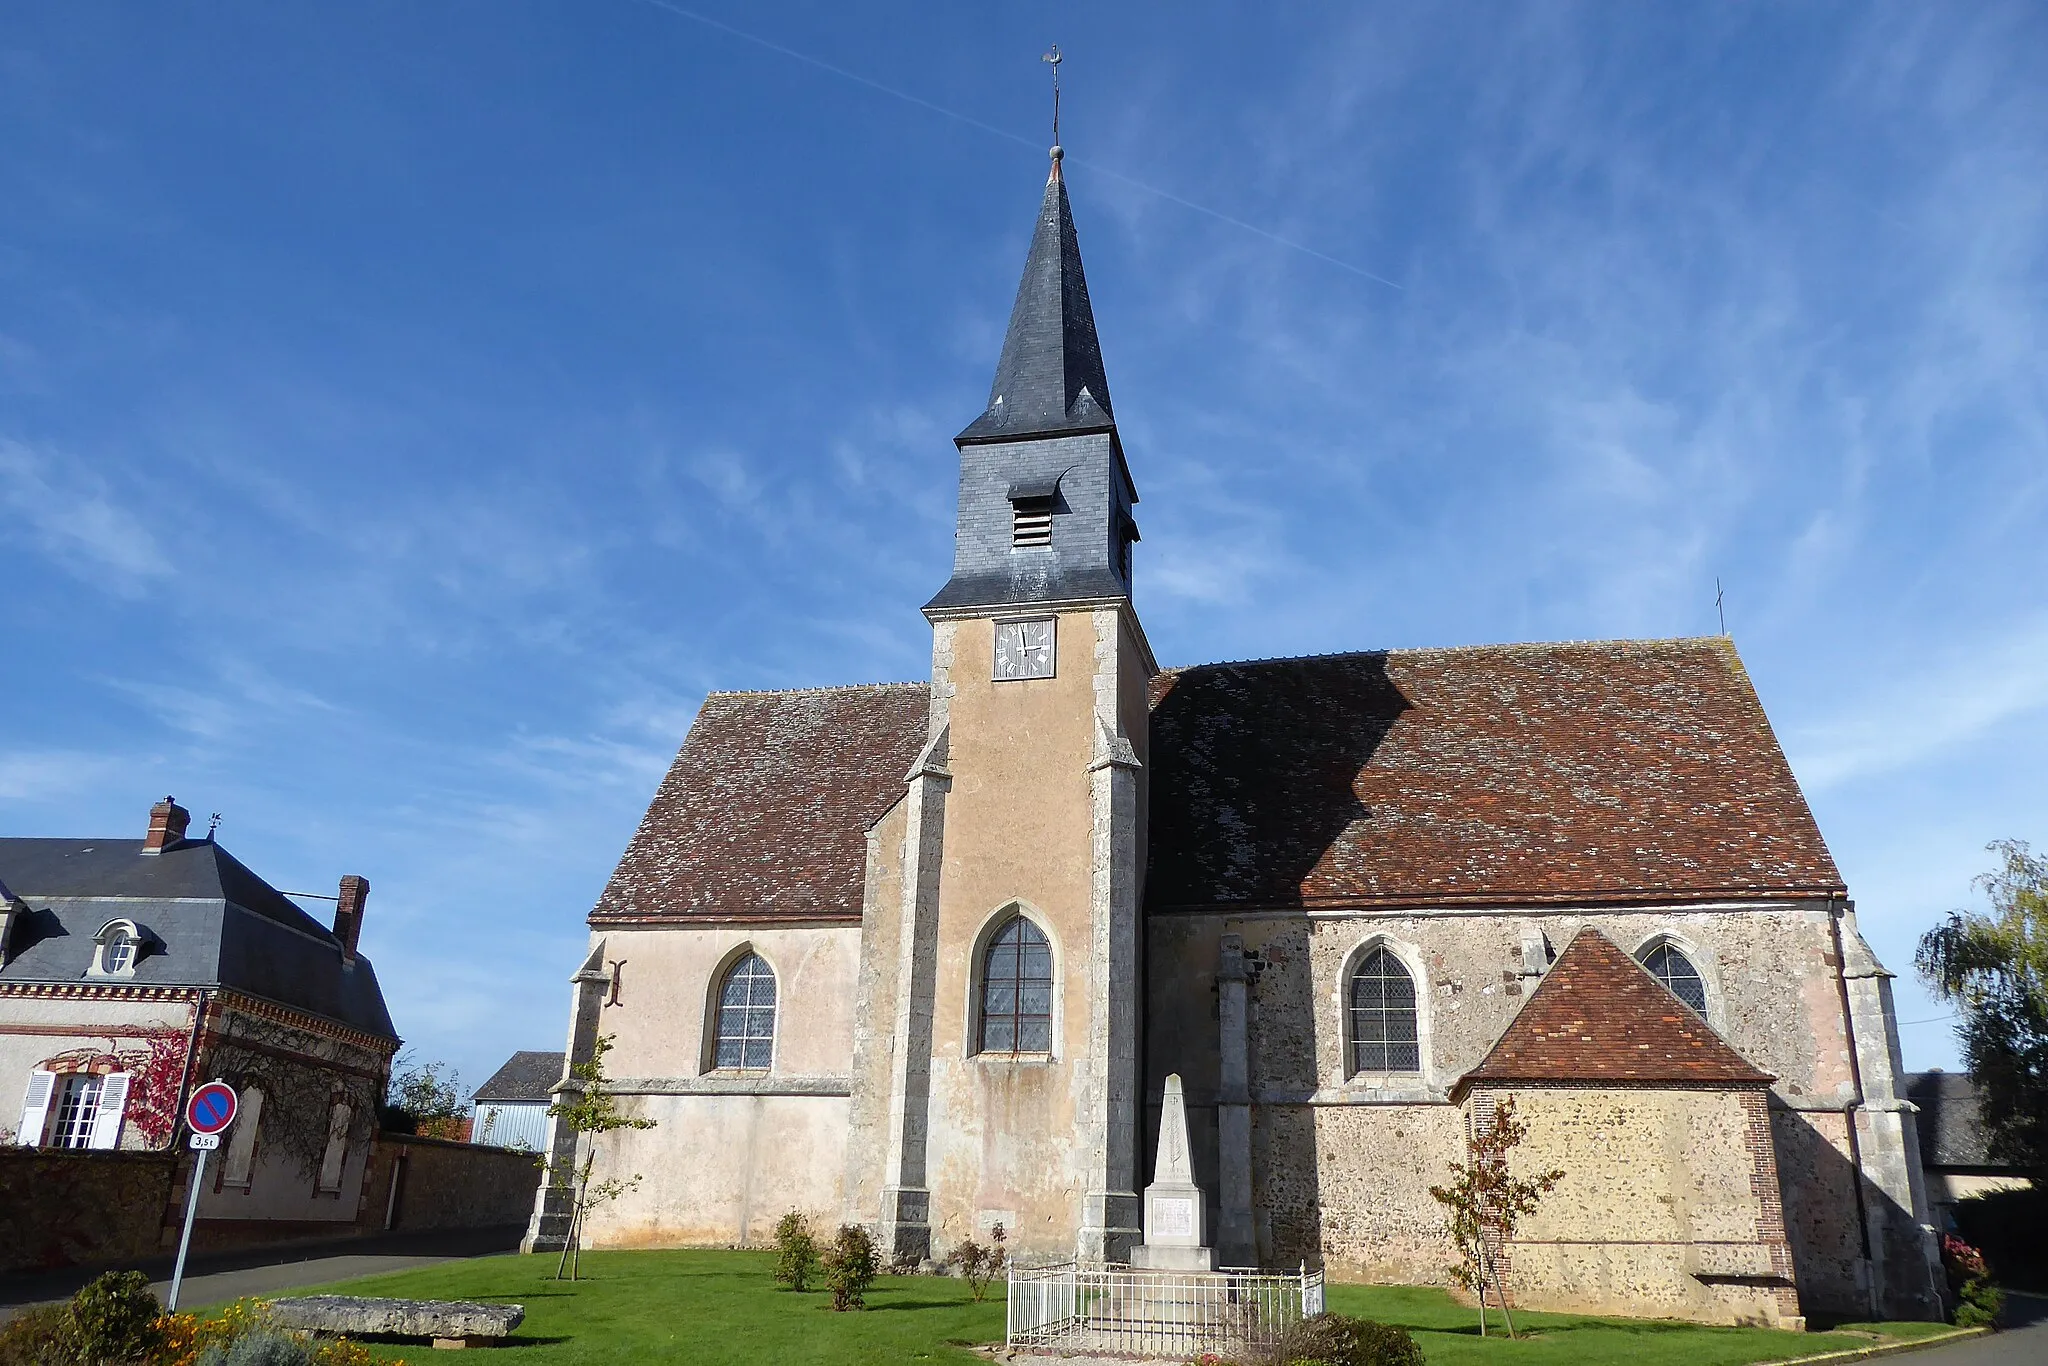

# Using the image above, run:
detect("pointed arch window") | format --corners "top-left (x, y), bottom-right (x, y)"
top-left (1639, 943), bottom-right (1707, 1015)
top-left (1349, 947), bottom-right (1420, 1074)
top-left (979, 917), bottom-right (1053, 1054)
top-left (714, 953), bottom-right (777, 1070)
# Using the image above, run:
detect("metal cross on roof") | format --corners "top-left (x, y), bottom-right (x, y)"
top-left (1042, 44), bottom-right (1063, 149)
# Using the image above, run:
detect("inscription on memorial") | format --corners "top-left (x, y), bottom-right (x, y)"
top-left (1153, 1196), bottom-right (1195, 1238)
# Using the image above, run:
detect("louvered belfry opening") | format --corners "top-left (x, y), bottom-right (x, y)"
top-left (1012, 497), bottom-right (1054, 548)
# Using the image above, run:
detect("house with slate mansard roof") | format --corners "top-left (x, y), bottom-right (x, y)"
top-left (2, 797), bottom-right (399, 1238)
top-left (525, 150), bottom-right (1943, 1326)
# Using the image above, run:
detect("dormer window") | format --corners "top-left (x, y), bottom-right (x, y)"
top-left (103, 932), bottom-right (136, 975)
top-left (88, 920), bottom-right (144, 978)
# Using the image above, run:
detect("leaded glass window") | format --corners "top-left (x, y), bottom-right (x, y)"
top-left (979, 917), bottom-right (1053, 1054)
top-left (714, 953), bottom-right (777, 1070)
top-left (1349, 947), bottom-right (1420, 1074)
top-left (1640, 943), bottom-right (1707, 1015)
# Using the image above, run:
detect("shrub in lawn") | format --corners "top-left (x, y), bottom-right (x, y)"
top-left (1942, 1233), bottom-right (2004, 1329)
top-left (774, 1210), bottom-right (821, 1292)
top-left (1249, 1313), bottom-right (1424, 1366)
top-left (67, 1269), bottom-right (165, 1366)
top-left (821, 1223), bottom-right (880, 1311)
top-left (194, 1329), bottom-right (314, 1366)
top-left (0, 1304), bottom-right (81, 1366)
top-left (304, 1340), bottom-right (384, 1366)
top-left (945, 1224), bottom-right (1008, 1302)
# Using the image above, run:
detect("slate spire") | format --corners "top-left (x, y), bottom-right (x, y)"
top-left (926, 153), bottom-right (1138, 617)
top-left (957, 150), bottom-right (1116, 444)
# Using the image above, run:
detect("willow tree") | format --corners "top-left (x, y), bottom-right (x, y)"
top-left (1917, 839), bottom-right (2048, 1179)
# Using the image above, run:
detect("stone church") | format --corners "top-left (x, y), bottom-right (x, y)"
top-left (526, 152), bottom-right (1941, 1326)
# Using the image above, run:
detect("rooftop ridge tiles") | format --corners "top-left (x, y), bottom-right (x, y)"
top-left (1161, 635), bottom-right (1735, 675)
top-left (700, 680), bottom-right (926, 701)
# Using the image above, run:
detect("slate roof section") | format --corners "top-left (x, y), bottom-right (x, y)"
top-left (1459, 928), bottom-right (1772, 1091)
top-left (1146, 638), bottom-right (1842, 911)
top-left (474, 1050), bottom-right (566, 1103)
top-left (0, 836), bottom-right (397, 1040)
top-left (592, 683), bottom-right (931, 923)
top-left (957, 161), bottom-right (1116, 445)
top-left (1906, 1071), bottom-right (2017, 1171)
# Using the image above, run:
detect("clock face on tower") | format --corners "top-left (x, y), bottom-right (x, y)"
top-left (994, 618), bottom-right (1056, 681)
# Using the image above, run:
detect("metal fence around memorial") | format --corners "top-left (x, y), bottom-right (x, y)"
top-left (1005, 1261), bottom-right (1325, 1357)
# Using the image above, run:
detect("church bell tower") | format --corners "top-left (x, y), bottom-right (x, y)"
top-left (866, 147), bottom-right (1153, 1263)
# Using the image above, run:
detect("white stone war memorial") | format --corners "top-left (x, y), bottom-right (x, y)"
top-left (523, 148), bottom-right (1943, 1328)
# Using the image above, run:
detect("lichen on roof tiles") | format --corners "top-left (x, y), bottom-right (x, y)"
top-left (1146, 638), bottom-right (1840, 910)
top-left (592, 682), bottom-right (930, 922)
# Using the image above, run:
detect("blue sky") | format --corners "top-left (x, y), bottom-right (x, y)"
top-left (3, 3), bottom-right (2042, 1093)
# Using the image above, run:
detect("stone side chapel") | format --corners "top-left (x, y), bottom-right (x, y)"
top-left (525, 151), bottom-right (1943, 1326)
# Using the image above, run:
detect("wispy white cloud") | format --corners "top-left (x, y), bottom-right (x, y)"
top-left (99, 660), bottom-right (342, 744)
top-left (1791, 614), bottom-right (2048, 790)
top-left (0, 748), bottom-right (132, 802)
top-left (0, 437), bottom-right (172, 593)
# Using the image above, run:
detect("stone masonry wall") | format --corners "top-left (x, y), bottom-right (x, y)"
top-left (0, 1148), bottom-right (178, 1273)
top-left (1492, 1085), bottom-right (1798, 1327)
top-left (358, 1133), bottom-right (541, 1233)
top-left (1145, 899), bottom-right (1885, 1310)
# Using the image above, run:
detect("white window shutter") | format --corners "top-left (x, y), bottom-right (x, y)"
top-left (88, 1072), bottom-right (131, 1150)
top-left (17, 1070), bottom-right (56, 1146)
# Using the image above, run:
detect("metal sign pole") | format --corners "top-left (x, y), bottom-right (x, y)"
top-left (167, 1144), bottom-right (209, 1312)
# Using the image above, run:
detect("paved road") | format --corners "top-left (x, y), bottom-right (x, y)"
top-left (1906, 1293), bottom-right (2048, 1364)
top-left (0, 1227), bottom-right (522, 1321)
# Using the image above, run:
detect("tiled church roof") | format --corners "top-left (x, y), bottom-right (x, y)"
top-left (598, 637), bottom-right (1838, 925)
top-left (592, 684), bottom-right (931, 923)
top-left (1146, 637), bottom-right (1842, 911)
top-left (1459, 928), bottom-right (1771, 1091)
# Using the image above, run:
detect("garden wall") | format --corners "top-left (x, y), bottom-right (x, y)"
top-left (358, 1132), bottom-right (541, 1233)
top-left (0, 1148), bottom-right (179, 1273)
top-left (1, 1133), bottom-right (539, 1275)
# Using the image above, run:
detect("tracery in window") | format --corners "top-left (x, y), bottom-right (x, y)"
top-left (714, 953), bottom-right (777, 1070)
top-left (1348, 947), bottom-right (1421, 1074)
top-left (978, 917), bottom-right (1053, 1054)
top-left (1639, 943), bottom-right (1708, 1015)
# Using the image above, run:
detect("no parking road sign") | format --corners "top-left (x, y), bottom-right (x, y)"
top-left (170, 1080), bottom-right (240, 1310)
top-left (186, 1080), bottom-right (238, 1136)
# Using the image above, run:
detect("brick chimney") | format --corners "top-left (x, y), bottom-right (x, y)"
top-left (141, 797), bottom-right (191, 854)
top-left (333, 874), bottom-right (369, 959)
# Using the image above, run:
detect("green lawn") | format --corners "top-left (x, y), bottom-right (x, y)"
top-left (252, 1249), bottom-right (1958, 1365)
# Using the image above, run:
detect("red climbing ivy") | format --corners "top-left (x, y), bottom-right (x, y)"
top-left (36, 1024), bottom-right (191, 1147)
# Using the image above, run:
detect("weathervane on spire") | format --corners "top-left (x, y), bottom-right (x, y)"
top-left (1042, 44), bottom-right (1063, 157)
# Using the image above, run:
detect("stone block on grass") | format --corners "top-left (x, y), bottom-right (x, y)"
top-left (268, 1295), bottom-right (523, 1349)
